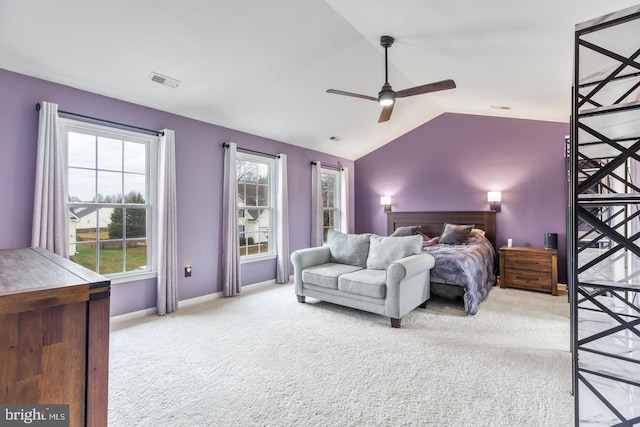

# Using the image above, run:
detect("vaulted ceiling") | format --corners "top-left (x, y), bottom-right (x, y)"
top-left (1, 1), bottom-right (637, 160)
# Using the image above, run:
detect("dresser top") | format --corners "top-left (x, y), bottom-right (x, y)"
top-left (499, 246), bottom-right (557, 255)
top-left (0, 248), bottom-right (109, 314)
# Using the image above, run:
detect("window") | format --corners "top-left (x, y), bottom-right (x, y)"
top-left (62, 119), bottom-right (157, 279)
top-left (321, 170), bottom-right (340, 241)
top-left (237, 153), bottom-right (276, 259)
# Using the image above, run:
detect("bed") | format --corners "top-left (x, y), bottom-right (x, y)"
top-left (387, 211), bottom-right (497, 315)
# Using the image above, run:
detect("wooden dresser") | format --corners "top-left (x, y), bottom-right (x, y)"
top-left (0, 248), bottom-right (110, 426)
top-left (499, 246), bottom-right (558, 296)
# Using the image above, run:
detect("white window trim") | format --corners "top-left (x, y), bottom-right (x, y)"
top-left (60, 118), bottom-right (159, 282)
top-left (237, 152), bottom-right (277, 262)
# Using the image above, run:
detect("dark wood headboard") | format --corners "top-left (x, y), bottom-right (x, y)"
top-left (386, 211), bottom-right (497, 250)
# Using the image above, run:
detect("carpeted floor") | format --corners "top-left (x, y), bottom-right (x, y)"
top-left (108, 283), bottom-right (574, 426)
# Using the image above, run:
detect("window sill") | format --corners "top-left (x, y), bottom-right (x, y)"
top-left (240, 254), bottom-right (277, 264)
top-left (108, 270), bottom-right (157, 285)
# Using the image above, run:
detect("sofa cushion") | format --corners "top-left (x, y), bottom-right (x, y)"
top-left (366, 234), bottom-right (423, 270)
top-left (338, 269), bottom-right (387, 299)
top-left (302, 263), bottom-right (363, 289)
top-left (327, 229), bottom-right (371, 268)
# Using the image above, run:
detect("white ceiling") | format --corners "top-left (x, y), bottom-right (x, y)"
top-left (1, 0), bottom-right (638, 160)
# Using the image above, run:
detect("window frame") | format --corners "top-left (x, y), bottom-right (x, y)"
top-left (236, 152), bottom-right (277, 263)
top-left (61, 118), bottom-right (158, 284)
top-left (321, 169), bottom-right (341, 242)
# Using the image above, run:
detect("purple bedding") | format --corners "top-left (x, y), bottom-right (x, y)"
top-left (422, 234), bottom-right (496, 315)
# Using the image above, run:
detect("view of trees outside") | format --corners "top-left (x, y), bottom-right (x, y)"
top-left (67, 130), bottom-right (148, 275)
top-left (322, 172), bottom-right (337, 241)
top-left (237, 158), bottom-right (271, 256)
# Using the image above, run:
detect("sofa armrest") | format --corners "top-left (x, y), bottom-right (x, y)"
top-left (385, 253), bottom-right (435, 320)
top-left (386, 253), bottom-right (435, 285)
top-left (290, 246), bottom-right (331, 295)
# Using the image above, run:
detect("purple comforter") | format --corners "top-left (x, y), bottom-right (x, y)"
top-left (422, 234), bottom-right (496, 315)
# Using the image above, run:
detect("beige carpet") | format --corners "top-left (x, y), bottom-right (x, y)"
top-left (108, 283), bottom-right (574, 426)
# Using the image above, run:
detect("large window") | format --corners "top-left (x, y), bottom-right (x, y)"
top-left (237, 153), bottom-right (276, 259)
top-left (63, 120), bottom-right (157, 279)
top-left (321, 170), bottom-right (340, 241)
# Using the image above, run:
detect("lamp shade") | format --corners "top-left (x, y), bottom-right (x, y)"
top-left (380, 196), bottom-right (391, 206)
top-left (487, 191), bottom-right (501, 202)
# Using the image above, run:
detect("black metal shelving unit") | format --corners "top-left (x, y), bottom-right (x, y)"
top-left (570, 5), bottom-right (640, 426)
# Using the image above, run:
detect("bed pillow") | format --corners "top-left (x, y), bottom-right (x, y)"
top-left (327, 229), bottom-right (371, 268)
top-left (423, 236), bottom-right (440, 246)
top-left (389, 225), bottom-right (420, 237)
top-left (439, 223), bottom-right (474, 245)
top-left (366, 234), bottom-right (423, 270)
top-left (470, 228), bottom-right (485, 237)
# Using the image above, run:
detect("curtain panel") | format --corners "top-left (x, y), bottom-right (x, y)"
top-left (222, 142), bottom-right (241, 296)
top-left (310, 161), bottom-right (323, 247)
top-left (276, 154), bottom-right (290, 283)
top-left (157, 129), bottom-right (179, 315)
top-left (32, 101), bottom-right (69, 258)
top-left (339, 167), bottom-right (349, 233)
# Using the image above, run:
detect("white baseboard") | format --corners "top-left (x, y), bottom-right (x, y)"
top-left (110, 276), bottom-right (292, 324)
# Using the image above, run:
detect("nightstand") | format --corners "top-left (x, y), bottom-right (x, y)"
top-left (499, 246), bottom-right (558, 296)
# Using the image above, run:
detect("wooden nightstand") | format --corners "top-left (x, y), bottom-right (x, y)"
top-left (499, 246), bottom-right (558, 296)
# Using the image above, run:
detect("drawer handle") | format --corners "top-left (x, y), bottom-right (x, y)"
top-left (515, 260), bottom-right (539, 265)
top-left (516, 276), bottom-right (539, 281)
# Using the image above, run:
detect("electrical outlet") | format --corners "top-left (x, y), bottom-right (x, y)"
top-left (185, 265), bottom-right (192, 278)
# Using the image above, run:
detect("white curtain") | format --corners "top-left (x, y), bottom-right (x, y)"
top-left (32, 101), bottom-right (68, 258)
top-left (339, 167), bottom-right (349, 233)
top-left (311, 161), bottom-right (323, 247)
top-left (276, 154), bottom-right (290, 283)
top-left (222, 142), bottom-right (241, 296)
top-left (156, 129), bottom-right (179, 315)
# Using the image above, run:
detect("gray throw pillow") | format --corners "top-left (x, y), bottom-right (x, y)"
top-left (366, 234), bottom-right (423, 270)
top-left (389, 225), bottom-right (420, 237)
top-left (327, 229), bottom-right (371, 268)
top-left (439, 223), bottom-right (474, 245)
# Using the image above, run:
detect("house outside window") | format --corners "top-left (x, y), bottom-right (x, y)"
top-left (322, 170), bottom-right (340, 242)
top-left (62, 119), bottom-right (157, 281)
top-left (237, 153), bottom-right (276, 259)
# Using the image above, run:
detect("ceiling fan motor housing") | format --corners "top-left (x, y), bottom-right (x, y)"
top-left (378, 83), bottom-right (395, 106)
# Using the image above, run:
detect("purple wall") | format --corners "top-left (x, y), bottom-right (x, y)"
top-left (0, 68), bottom-right (354, 316)
top-left (354, 113), bottom-right (569, 282)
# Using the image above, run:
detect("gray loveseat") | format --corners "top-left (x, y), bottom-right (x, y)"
top-left (290, 230), bottom-right (435, 327)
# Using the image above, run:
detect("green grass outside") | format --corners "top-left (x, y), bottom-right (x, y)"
top-left (71, 244), bottom-right (147, 275)
top-left (241, 243), bottom-right (269, 256)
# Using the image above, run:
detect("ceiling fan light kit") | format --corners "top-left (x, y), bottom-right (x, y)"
top-left (327, 35), bottom-right (456, 123)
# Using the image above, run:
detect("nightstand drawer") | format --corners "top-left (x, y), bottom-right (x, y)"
top-left (499, 246), bottom-right (558, 296)
top-left (505, 254), bottom-right (551, 272)
top-left (504, 269), bottom-right (552, 292)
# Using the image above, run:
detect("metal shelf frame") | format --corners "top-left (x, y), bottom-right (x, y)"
top-left (571, 5), bottom-right (640, 426)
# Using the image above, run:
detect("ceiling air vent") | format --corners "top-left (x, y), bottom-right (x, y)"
top-left (149, 72), bottom-right (181, 88)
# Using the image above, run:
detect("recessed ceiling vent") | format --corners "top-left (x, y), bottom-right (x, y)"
top-left (149, 72), bottom-right (181, 88)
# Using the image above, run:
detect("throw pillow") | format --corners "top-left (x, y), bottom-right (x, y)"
top-left (327, 229), bottom-right (371, 268)
top-left (366, 234), bottom-right (423, 270)
top-left (439, 223), bottom-right (474, 245)
top-left (389, 225), bottom-right (420, 237)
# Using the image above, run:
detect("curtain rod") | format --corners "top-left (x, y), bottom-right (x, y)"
top-left (310, 161), bottom-right (342, 171)
top-left (35, 103), bottom-right (164, 136)
top-left (222, 142), bottom-right (280, 159)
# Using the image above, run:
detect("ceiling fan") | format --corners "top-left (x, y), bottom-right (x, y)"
top-left (327, 35), bottom-right (456, 123)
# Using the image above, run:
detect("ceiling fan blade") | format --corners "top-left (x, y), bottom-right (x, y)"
top-left (326, 89), bottom-right (377, 102)
top-left (395, 79), bottom-right (456, 98)
top-left (378, 104), bottom-right (394, 123)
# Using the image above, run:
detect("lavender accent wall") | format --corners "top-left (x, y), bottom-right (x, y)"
top-left (0, 68), bottom-right (354, 316)
top-left (354, 113), bottom-right (569, 283)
